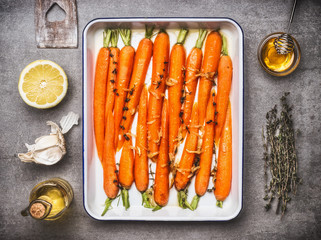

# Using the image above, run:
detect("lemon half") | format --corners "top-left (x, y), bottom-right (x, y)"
top-left (18, 60), bottom-right (68, 109)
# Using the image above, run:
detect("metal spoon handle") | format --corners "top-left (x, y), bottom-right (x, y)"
top-left (287, 0), bottom-right (297, 33)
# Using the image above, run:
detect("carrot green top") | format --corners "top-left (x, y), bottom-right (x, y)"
top-left (119, 29), bottom-right (132, 46)
top-left (176, 28), bottom-right (189, 45)
top-left (221, 34), bottom-right (228, 56)
top-left (145, 25), bottom-right (155, 39)
top-left (103, 29), bottom-right (112, 48)
top-left (110, 29), bottom-right (119, 48)
top-left (195, 29), bottom-right (207, 49)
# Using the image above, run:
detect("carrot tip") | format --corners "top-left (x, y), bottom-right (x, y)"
top-left (216, 200), bottom-right (223, 208)
top-left (101, 198), bottom-right (114, 216)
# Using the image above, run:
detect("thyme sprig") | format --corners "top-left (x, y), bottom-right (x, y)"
top-left (263, 92), bottom-right (301, 217)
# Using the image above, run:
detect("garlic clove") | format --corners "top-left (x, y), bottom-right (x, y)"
top-left (34, 135), bottom-right (59, 151)
top-left (33, 146), bottom-right (64, 165)
top-left (18, 112), bottom-right (78, 166)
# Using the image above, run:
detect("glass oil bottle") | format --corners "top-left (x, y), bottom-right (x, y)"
top-left (21, 178), bottom-right (73, 220)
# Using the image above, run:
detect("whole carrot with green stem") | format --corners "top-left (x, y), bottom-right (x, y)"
top-left (197, 31), bottom-right (222, 126)
top-left (117, 26), bottom-right (154, 151)
top-left (214, 36), bottom-right (233, 143)
top-left (147, 30), bottom-right (170, 161)
top-left (168, 28), bottom-right (188, 162)
top-left (175, 102), bottom-right (200, 191)
top-left (114, 29), bottom-right (135, 149)
top-left (94, 29), bottom-right (111, 163)
top-left (105, 29), bottom-right (120, 119)
top-left (118, 136), bottom-right (135, 210)
top-left (214, 101), bottom-right (232, 208)
top-left (134, 86), bottom-right (149, 193)
top-left (181, 29), bottom-right (207, 139)
top-left (101, 109), bottom-right (119, 216)
top-left (191, 88), bottom-right (216, 210)
top-left (154, 99), bottom-right (170, 207)
top-left (175, 103), bottom-right (201, 210)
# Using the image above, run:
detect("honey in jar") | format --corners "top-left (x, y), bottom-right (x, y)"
top-left (261, 37), bottom-right (294, 72)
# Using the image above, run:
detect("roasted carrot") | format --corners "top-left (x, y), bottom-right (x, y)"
top-left (181, 29), bottom-right (207, 138)
top-left (105, 30), bottom-right (120, 118)
top-left (101, 109), bottom-right (119, 216)
top-left (94, 30), bottom-right (111, 163)
top-left (197, 31), bottom-right (222, 125)
top-left (134, 86), bottom-right (149, 192)
top-left (214, 53), bottom-right (233, 143)
top-left (191, 89), bottom-right (216, 209)
top-left (214, 101), bottom-right (232, 208)
top-left (119, 137), bottom-right (134, 210)
top-left (119, 138), bottom-right (134, 189)
top-left (154, 99), bottom-right (170, 207)
top-left (175, 102), bottom-right (199, 191)
top-left (168, 28), bottom-right (188, 159)
top-left (147, 30), bottom-right (170, 161)
top-left (114, 29), bottom-right (135, 148)
top-left (117, 26), bottom-right (154, 150)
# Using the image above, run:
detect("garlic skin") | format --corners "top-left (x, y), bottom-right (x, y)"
top-left (18, 112), bottom-right (78, 165)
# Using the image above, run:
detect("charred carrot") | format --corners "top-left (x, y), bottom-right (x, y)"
top-left (117, 26), bottom-right (154, 150)
top-left (168, 28), bottom-right (188, 159)
top-left (154, 99), bottom-right (170, 207)
top-left (105, 30), bottom-right (120, 118)
top-left (192, 89), bottom-right (216, 209)
top-left (94, 29), bottom-right (111, 163)
top-left (181, 29), bottom-right (207, 138)
top-left (197, 31), bottom-right (222, 125)
top-left (214, 49), bottom-right (233, 143)
top-left (134, 86), bottom-right (149, 192)
top-left (119, 137), bottom-right (134, 210)
top-left (101, 109), bottom-right (119, 216)
top-left (214, 101), bottom-right (232, 208)
top-left (114, 29), bottom-right (135, 148)
top-left (147, 30), bottom-right (170, 161)
top-left (175, 102), bottom-right (199, 191)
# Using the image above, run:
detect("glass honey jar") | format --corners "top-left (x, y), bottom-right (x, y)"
top-left (258, 32), bottom-right (301, 76)
top-left (21, 178), bottom-right (73, 220)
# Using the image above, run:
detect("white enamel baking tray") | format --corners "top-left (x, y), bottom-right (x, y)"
top-left (83, 18), bottom-right (243, 221)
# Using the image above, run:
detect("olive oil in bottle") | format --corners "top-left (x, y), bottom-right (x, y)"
top-left (21, 178), bottom-right (73, 221)
top-left (261, 37), bottom-right (294, 72)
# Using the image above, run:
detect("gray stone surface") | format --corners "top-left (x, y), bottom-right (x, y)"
top-left (0, 0), bottom-right (320, 239)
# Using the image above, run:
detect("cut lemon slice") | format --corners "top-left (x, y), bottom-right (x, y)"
top-left (18, 60), bottom-right (68, 109)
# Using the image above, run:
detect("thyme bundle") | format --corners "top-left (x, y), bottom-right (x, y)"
top-left (262, 92), bottom-right (301, 217)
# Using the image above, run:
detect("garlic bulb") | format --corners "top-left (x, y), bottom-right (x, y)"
top-left (18, 112), bottom-right (79, 165)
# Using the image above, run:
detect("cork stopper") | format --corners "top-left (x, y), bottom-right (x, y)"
top-left (29, 202), bottom-right (46, 219)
